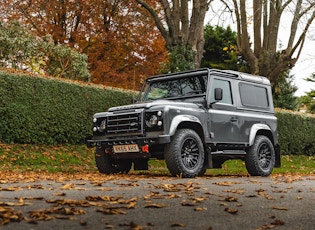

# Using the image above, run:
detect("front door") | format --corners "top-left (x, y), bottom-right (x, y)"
top-left (208, 77), bottom-right (240, 143)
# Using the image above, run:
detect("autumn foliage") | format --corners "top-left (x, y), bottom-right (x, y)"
top-left (0, 0), bottom-right (168, 90)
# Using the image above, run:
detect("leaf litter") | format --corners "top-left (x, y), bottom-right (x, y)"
top-left (0, 172), bottom-right (314, 228)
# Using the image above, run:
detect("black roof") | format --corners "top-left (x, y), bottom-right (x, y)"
top-left (146, 68), bottom-right (270, 85)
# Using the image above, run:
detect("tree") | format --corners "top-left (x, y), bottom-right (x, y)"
top-left (220, 0), bottom-right (315, 86)
top-left (135, 0), bottom-right (214, 71)
top-left (0, 21), bottom-right (90, 81)
top-left (305, 73), bottom-right (315, 83)
top-left (1, 0), bottom-right (169, 89)
top-left (45, 39), bottom-right (90, 81)
top-left (273, 71), bottom-right (298, 110)
top-left (201, 25), bottom-right (247, 71)
top-left (0, 21), bottom-right (44, 71)
top-left (299, 73), bottom-right (315, 113)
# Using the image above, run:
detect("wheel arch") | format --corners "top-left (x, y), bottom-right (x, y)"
top-left (248, 124), bottom-right (281, 168)
top-left (249, 124), bottom-right (275, 146)
top-left (169, 115), bottom-right (205, 142)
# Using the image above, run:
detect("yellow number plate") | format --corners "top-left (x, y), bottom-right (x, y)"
top-left (113, 144), bottom-right (139, 153)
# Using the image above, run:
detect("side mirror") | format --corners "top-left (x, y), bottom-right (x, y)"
top-left (214, 88), bottom-right (223, 101)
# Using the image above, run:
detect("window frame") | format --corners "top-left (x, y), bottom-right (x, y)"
top-left (239, 82), bottom-right (269, 109)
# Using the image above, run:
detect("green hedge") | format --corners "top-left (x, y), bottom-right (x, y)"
top-left (276, 109), bottom-right (315, 155)
top-left (0, 72), bottom-right (133, 144)
top-left (1, 72), bottom-right (315, 155)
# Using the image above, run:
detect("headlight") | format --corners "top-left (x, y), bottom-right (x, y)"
top-left (98, 119), bottom-right (107, 132)
top-left (93, 118), bottom-right (107, 133)
top-left (146, 115), bottom-right (158, 127)
top-left (145, 111), bottom-right (163, 130)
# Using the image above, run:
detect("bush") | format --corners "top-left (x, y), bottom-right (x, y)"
top-left (0, 21), bottom-right (90, 81)
top-left (1, 71), bottom-right (315, 156)
top-left (276, 109), bottom-right (315, 155)
top-left (0, 72), bottom-right (133, 144)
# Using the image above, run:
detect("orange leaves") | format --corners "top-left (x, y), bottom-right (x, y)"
top-left (0, 206), bottom-right (24, 226)
top-left (2, 0), bottom-right (168, 90)
top-left (29, 207), bottom-right (85, 220)
top-left (224, 207), bottom-right (238, 214)
top-left (0, 173), bottom-right (314, 229)
top-left (271, 206), bottom-right (289, 211)
top-left (213, 181), bottom-right (241, 186)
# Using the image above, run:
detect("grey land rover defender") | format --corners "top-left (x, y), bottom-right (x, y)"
top-left (87, 68), bottom-right (280, 178)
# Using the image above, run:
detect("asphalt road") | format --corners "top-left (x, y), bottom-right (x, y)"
top-left (0, 173), bottom-right (314, 230)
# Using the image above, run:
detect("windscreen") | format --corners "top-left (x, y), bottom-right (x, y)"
top-left (142, 75), bottom-right (208, 101)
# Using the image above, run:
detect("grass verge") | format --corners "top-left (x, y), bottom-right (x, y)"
top-left (0, 143), bottom-right (314, 175)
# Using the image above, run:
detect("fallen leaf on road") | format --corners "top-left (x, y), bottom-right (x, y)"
top-left (53, 192), bottom-right (66, 196)
top-left (246, 194), bottom-right (258, 198)
top-left (0, 187), bottom-right (22, 191)
top-left (144, 191), bottom-right (181, 199)
top-left (96, 208), bottom-right (127, 215)
top-left (0, 206), bottom-right (24, 226)
top-left (181, 200), bottom-right (196, 206)
top-left (144, 202), bottom-right (167, 208)
top-left (256, 189), bottom-right (274, 200)
top-left (270, 219), bottom-right (285, 226)
top-left (0, 201), bottom-right (32, 206)
top-left (194, 207), bottom-right (207, 211)
top-left (223, 189), bottom-right (245, 194)
top-left (171, 223), bottom-right (185, 227)
top-left (223, 196), bottom-right (238, 202)
top-left (60, 183), bottom-right (74, 190)
top-left (224, 207), bottom-right (238, 214)
top-left (86, 195), bottom-right (123, 202)
top-left (213, 181), bottom-right (241, 186)
top-left (114, 182), bottom-right (139, 187)
top-left (96, 187), bottom-right (113, 191)
top-left (16, 196), bottom-right (44, 201)
top-left (271, 206), bottom-right (288, 211)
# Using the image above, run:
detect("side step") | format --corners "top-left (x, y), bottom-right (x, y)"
top-left (206, 150), bottom-right (246, 169)
top-left (210, 150), bottom-right (246, 155)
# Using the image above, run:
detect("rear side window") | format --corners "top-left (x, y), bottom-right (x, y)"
top-left (239, 83), bottom-right (269, 108)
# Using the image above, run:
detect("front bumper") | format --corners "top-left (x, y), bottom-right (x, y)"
top-left (86, 135), bottom-right (171, 148)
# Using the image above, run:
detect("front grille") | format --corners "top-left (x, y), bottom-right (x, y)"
top-left (106, 110), bottom-right (143, 136)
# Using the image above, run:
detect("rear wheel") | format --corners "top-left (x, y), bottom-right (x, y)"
top-left (245, 135), bottom-right (275, 176)
top-left (95, 147), bottom-right (132, 174)
top-left (165, 129), bottom-right (205, 178)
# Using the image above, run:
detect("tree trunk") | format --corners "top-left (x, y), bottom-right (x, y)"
top-left (135, 0), bottom-right (212, 70)
top-left (230, 0), bottom-right (315, 86)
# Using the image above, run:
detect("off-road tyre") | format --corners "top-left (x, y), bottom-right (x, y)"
top-left (245, 135), bottom-right (275, 176)
top-left (95, 147), bottom-right (132, 174)
top-left (165, 129), bottom-right (205, 178)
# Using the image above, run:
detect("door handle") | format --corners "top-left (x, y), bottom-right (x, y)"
top-left (230, 117), bottom-right (238, 123)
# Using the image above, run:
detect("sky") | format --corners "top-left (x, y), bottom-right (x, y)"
top-left (290, 41), bottom-right (315, 96)
top-left (205, 0), bottom-right (315, 97)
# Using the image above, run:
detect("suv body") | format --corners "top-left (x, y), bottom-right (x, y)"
top-left (87, 68), bottom-right (280, 177)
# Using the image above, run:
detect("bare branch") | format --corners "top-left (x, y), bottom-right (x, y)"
top-left (135, 0), bottom-right (170, 44)
top-left (290, 9), bottom-right (315, 59)
top-left (287, 0), bottom-right (302, 50)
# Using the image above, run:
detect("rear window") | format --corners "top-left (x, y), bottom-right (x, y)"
top-left (239, 83), bottom-right (269, 108)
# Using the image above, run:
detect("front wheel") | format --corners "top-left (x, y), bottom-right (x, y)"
top-left (95, 147), bottom-right (132, 174)
top-left (245, 135), bottom-right (275, 176)
top-left (165, 129), bottom-right (205, 178)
